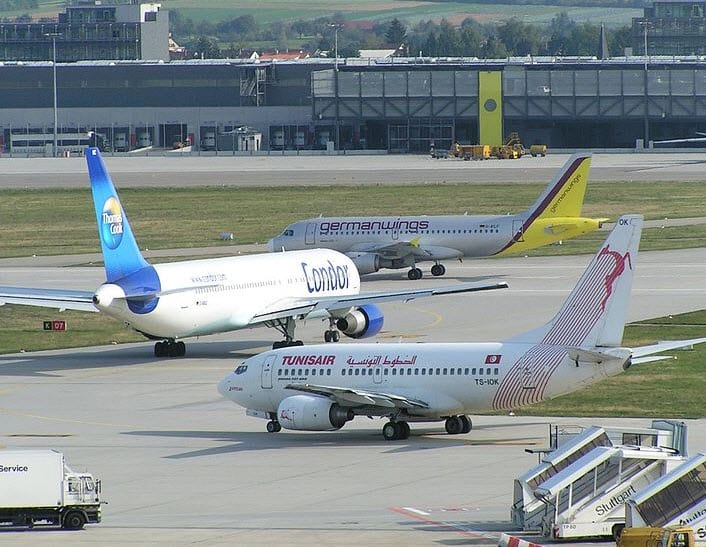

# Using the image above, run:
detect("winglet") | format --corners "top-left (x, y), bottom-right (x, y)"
top-left (86, 147), bottom-right (150, 283)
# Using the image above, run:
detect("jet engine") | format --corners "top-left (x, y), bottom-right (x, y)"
top-left (348, 252), bottom-right (381, 275)
top-left (277, 395), bottom-right (354, 431)
top-left (335, 304), bottom-right (384, 339)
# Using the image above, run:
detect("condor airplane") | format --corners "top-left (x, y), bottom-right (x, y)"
top-left (220, 215), bottom-right (706, 440)
top-left (0, 148), bottom-right (506, 357)
top-left (268, 153), bottom-right (606, 280)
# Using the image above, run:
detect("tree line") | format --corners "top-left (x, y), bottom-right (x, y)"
top-left (171, 12), bottom-right (633, 60)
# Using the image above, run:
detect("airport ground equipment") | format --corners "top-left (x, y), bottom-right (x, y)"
top-left (0, 449), bottom-right (102, 529)
top-left (512, 421), bottom-right (688, 531)
top-left (533, 445), bottom-right (685, 541)
top-left (624, 453), bottom-right (706, 545)
top-left (618, 527), bottom-right (697, 547)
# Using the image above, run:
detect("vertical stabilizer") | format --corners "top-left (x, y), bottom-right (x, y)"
top-left (511, 215), bottom-right (643, 348)
top-left (526, 153), bottom-right (592, 219)
top-left (86, 147), bottom-right (149, 283)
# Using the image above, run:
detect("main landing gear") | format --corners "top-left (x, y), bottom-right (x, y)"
top-left (324, 318), bottom-right (341, 343)
top-left (407, 263), bottom-right (446, 280)
top-left (268, 317), bottom-right (304, 350)
top-left (154, 340), bottom-right (186, 357)
top-left (444, 415), bottom-right (472, 435)
top-left (266, 419), bottom-right (282, 433)
top-left (382, 420), bottom-right (410, 441)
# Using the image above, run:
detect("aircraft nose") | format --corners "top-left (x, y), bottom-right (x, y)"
top-left (265, 238), bottom-right (275, 252)
top-left (217, 376), bottom-right (231, 398)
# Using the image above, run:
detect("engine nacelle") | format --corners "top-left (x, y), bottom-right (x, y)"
top-left (348, 252), bottom-right (380, 275)
top-left (335, 304), bottom-right (384, 339)
top-left (277, 395), bottom-right (354, 431)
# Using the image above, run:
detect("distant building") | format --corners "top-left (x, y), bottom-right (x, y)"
top-left (0, 0), bottom-right (169, 62)
top-left (632, 0), bottom-right (706, 55)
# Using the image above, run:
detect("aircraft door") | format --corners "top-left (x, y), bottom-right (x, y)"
top-left (261, 354), bottom-right (276, 389)
top-left (373, 365), bottom-right (383, 384)
top-left (521, 365), bottom-right (536, 391)
top-left (512, 219), bottom-right (525, 242)
top-left (305, 223), bottom-right (317, 245)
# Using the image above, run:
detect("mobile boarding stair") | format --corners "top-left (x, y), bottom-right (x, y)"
top-left (511, 421), bottom-right (687, 539)
top-left (625, 452), bottom-right (706, 544)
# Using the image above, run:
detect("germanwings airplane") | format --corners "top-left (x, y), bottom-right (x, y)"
top-left (219, 215), bottom-right (706, 440)
top-left (0, 148), bottom-right (507, 357)
top-left (268, 153), bottom-right (606, 280)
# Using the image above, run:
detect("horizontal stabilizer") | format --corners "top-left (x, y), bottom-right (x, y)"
top-left (630, 336), bottom-right (706, 360)
top-left (566, 347), bottom-right (631, 364)
top-left (0, 286), bottom-right (97, 312)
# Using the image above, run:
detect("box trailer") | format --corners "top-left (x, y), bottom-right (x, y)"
top-left (0, 449), bottom-right (102, 529)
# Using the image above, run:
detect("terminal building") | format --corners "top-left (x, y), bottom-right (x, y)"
top-left (4, 0), bottom-right (706, 154)
top-left (3, 56), bottom-right (706, 154)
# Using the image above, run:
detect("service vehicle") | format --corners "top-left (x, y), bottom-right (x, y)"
top-left (0, 449), bottom-right (102, 529)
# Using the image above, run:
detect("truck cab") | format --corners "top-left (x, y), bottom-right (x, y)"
top-left (619, 527), bottom-right (695, 547)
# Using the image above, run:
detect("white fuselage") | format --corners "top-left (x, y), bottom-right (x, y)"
top-left (92, 249), bottom-right (360, 339)
top-left (219, 341), bottom-right (627, 419)
top-left (269, 215), bottom-right (520, 258)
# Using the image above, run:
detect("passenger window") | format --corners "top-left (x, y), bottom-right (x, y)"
top-left (341, 370), bottom-right (345, 376)
top-left (443, 368), bottom-right (447, 375)
top-left (414, 368), bottom-right (419, 375)
top-left (327, 369), bottom-right (331, 376)
top-left (464, 368), bottom-right (469, 375)
top-left (486, 368), bottom-right (491, 375)
top-left (383, 369), bottom-right (388, 375)
top-left (450, 368), bottom-right (455, 375)
top-left (436, 368), bottom-right (440, 375)
top-left (479, 368), bottom-right (484, 375)
top-left (355, 369), bottom-right (360, 376)
top-left (421, 369), bottom-right (426, 375)
top-left (392, 369), bottom-right (397, 375)
top-left (472, 368), bottom-right (476, 375)
top-left (494, 368), bottom-right (499, 375)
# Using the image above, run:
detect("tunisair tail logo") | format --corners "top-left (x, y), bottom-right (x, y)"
top-left (101, 196), bottom-right (124, 249)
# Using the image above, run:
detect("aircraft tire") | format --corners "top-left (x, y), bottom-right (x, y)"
top-left (431, 264), bottom-right (446, 277)
top-left (460, 415), bottom-right (472, 434)
top-left (176, 341), bottom-right (186, 357)
top-left (266, 421), bottom-right (280, 433)
top-left (407, 268), bottom-right (422, 281)
top-left (154, 341), bottom-right (165, 357)
top-left (445, 416), bottom-right (463, 435)
top-left (398, 421), bottom-right (410, 439)
top-left (382, 422), bottom-right (398, 441)
top-left (324, 331), bottom-right (332, 343)
top-left (332, 331), bottom-right (340, 342)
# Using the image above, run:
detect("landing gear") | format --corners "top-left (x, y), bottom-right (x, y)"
top-left (266, 420), bottom-right (282, 433)
top-left (407, 267), bottom-right (423, 280)
top-left (272, 340), bottom-right (303, 350)
top-left (382, 420), bottom-right (410, 441)
top-left (154, 340), bottom-right (186, 357)
top-left (431, 263), bottom-right (446, 277)
top-left (324, 330), bottom-right (340, 343)
top-left (445, 414), bottom-right (472, 435)
top-left (266, 317), bottom-right (304, 350)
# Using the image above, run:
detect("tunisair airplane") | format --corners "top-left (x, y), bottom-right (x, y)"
top-left (0, 148), bottom-right (506, 357)
top-left (219, 215), bottom-right (706, 440)
top-left (268, 153), bottom-right (607, 280)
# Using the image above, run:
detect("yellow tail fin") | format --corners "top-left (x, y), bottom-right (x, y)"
top-left (528, 153), bottom-right (592, 219)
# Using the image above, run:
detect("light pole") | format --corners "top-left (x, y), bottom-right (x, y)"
top-left (327, 23), bottom-right (343, 72)
top-left (45, 32), bottom-right (61, 157)
top-left (638, 21), bottom-right (651, 146)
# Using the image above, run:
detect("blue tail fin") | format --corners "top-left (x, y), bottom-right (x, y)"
top-left (86, 147), bottom-right (149, 283)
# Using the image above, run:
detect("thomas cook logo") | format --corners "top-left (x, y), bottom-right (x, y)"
top-left (101, 197), bottom-right (124, 249)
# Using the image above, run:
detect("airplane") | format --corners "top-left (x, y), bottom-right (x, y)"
top-left (653, 132), bottom-right (706, 145)
top-left (267, 153), bottom-right (606, 280)
top-left (219, 214), bottom-right (706, 440)
top-left (0, 147), bottom-right (508, 357)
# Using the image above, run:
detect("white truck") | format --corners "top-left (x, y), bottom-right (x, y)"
top-left (0, 449), bottom-right (102, 529)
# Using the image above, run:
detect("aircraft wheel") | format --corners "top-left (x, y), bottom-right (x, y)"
top-left (266, 421), bottom-right (281, 433)
top-left (293, 340), bottom-right (304, 346)
top-left (398, 421), bottom-right (410, 440)
top-left (431, 264), bottom-right (446, 276)
top-left (332, 330), bottom-right (340, 342)
top-left (176, 341), bottom-right (186, 357)
top-left (272, 341), bottom-right (285, 350)
top-left (382, 421), bottom-right (398, 441)
top-left (445, 416), bottom-right (463, 435)
top-left (154, 341), bottom-right (165, 357)
top-left (460, 415), bottom-right (472, 434)
top-left (167, 342), bottom-right (180, 357)
top-left (407, 268), bottom-right (422, 281)
top-left (324, 331), bottom-right (332, 343)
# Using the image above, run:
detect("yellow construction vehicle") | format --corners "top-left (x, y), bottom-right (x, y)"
top-left (618, 526), bottom-right (695, 547)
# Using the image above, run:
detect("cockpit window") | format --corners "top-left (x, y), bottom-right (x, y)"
top-left (233, 365), bottom-right (248, 374)
top-left (283, 229), bottom-right (294, 237)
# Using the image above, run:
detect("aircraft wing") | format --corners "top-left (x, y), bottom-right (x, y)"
top-left (654, 137), bottom-right (706, 145)
top-left (349, 241), bottom-right (463, 261)
top-left (629, 336), bottom-right (706, 365)
top-left (249, 280), bottom-right (508, 324)
top-left (285, 383), bottom-right (429, 409)
top-left (0, 286), bottom-right (97, 312)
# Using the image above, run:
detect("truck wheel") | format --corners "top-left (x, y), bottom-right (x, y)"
top-left (63, 510), bottom-right (87, 530)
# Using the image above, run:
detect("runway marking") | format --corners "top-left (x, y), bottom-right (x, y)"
top-left (389, 506), bottom-right (499, 540)
top-left (0, 407), bottom-right (132, 428)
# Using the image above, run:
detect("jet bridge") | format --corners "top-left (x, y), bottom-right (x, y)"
top-left (626, 453), bottom-right (706, 545)
top-left (534, 445), bottom-right (685, 540)
top-left (511, 420), bottom-right (687, 531)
